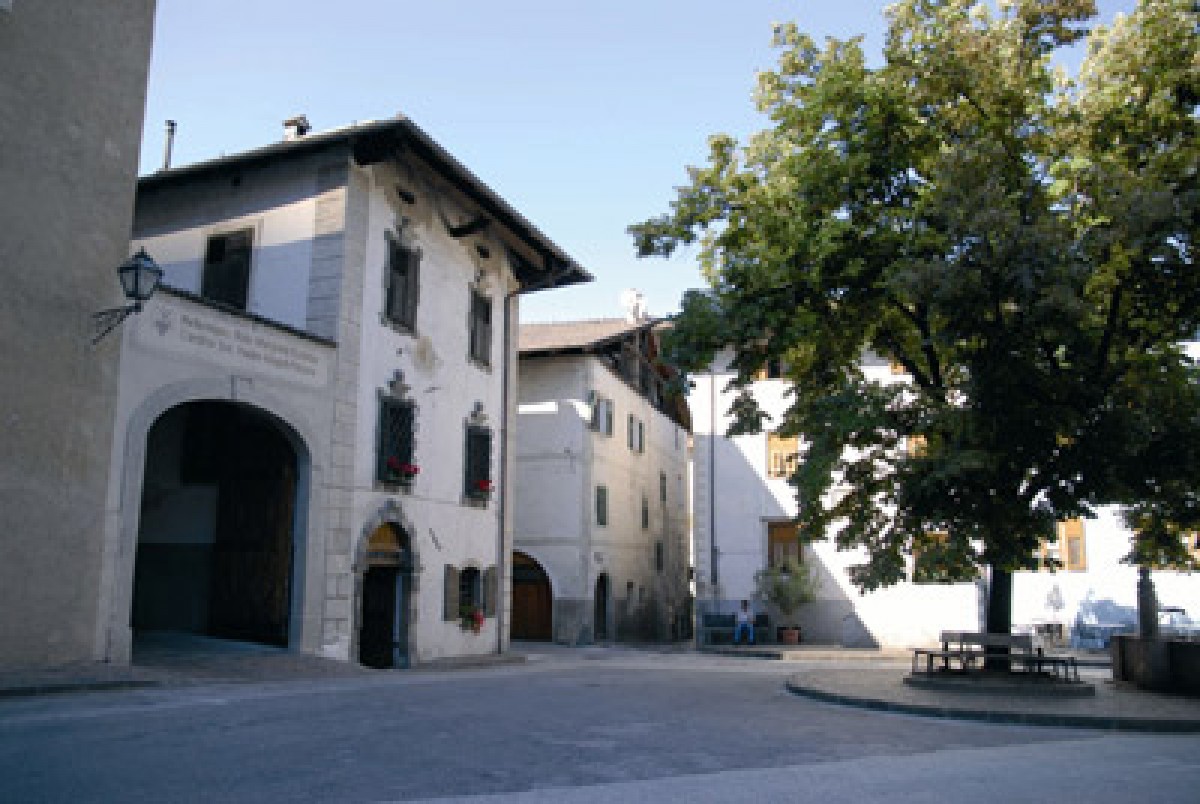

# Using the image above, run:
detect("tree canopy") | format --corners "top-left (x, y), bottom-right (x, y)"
top-left (631, 0), bottom-right (1200, 630)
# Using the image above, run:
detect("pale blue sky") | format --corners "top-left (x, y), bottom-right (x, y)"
top-left (140, 1), bottom-right (1136, 323)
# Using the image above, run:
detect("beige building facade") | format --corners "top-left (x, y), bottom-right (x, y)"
top-left (0, 1), bottom-right (156, 669)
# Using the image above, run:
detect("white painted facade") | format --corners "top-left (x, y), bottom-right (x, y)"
top-left (515, 323), bottom-right (691, 643)
top-left (98, 118), bottom-right (588, 666)
top-left (692, 349), bottom-right (1200, 648)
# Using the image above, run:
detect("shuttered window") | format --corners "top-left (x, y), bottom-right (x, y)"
top-left (590, 397), bottom-right (613, 436)
top-left (767, 521), bottom-right (801, 568)
top-left (469, 289), bottom-right (492, 365)
top-left (483, 566), bottom-right (498, 617)
top-left (384, 234), bottom-right (420, 331)
top-left (641, 494), bottom-right (650, 530)
top-left (201, 229), bottom-right (253, 310)
top-left (767, 432), bottom-right (798, 478)
top-left (596, 485), bottom-right (608, 527)
top-left (464, 424), bottom-right (493, 499)
top-left (376, 397), bottom-right (416, 484)
top-left (443, 565), bottom-right (460, 621)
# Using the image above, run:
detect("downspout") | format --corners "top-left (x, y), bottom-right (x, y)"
top-left (706, 365), bottom-right (718, 643)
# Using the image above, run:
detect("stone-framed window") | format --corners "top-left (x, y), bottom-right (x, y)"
top-left (468, 288), bottom-right (492, 366)
top-left (201, 228), bottom-right (253, 310)
top-left (376, 395), bottom-right (417, 487)
top-left (464, 422), bottom-right (493, 502)
top-left (384, 231), bottom-right (420, 332)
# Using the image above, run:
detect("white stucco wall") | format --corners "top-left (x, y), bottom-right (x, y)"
top-left (692, 349), bottom-right (1200, 648)
top-left (516, 347), bottom-right (691, 642)
top-left (348, 159), bottom-right (516, 662)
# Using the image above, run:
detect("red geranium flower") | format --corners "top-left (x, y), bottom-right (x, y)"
top-left (474, 479), bottom-right (494, 492)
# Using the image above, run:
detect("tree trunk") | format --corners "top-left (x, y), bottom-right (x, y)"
top-left (985, 565), bottom-right (1013, 671)
top-left (1137, 565), bottom-right (1160, 640)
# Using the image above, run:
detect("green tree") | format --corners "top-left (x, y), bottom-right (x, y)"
top-left (632, 0), bottom-right (1200, 638)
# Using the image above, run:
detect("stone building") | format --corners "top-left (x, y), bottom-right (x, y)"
top-left (98, 116), bottom-right (589, 667)
top-left (514, 313), bottom-right (692, 644)
top-left (0, 0), bottom-right (156, 669)
top-left (691, 350), bottom-right (1200, 648)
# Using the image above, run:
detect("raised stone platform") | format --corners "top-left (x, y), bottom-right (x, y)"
top-left (903, 670), bottom-right (1096, 697)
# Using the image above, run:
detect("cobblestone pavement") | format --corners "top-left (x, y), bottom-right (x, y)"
top-left (2, 642), bottom-right (1198, 803)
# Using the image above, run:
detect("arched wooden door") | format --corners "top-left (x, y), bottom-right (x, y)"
top-left (359, 523), bottom-right (412, 669)
top-left (511, 551), bottom-right (552, 641)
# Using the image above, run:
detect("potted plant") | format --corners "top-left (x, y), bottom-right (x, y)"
top-left (385, 457), bottom-right (420, 486)
top-left (755, 557), bottom-right (819, 645)
top-left (470, 478), bottom-right (494, 499)
top-left (460, 605), bottom-right (485, 634)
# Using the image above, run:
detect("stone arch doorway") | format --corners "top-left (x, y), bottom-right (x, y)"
top-left (131, 400), bottom-right (298, 647)
top-left (358, 523), bottom-right (413, 669)
top-left (510, 552), bottom-right (552, 641)
top-left (594, 573), bottom-right (611, 642)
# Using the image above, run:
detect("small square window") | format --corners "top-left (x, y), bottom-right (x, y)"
top-left (202, 229), bottom-right (253, 310)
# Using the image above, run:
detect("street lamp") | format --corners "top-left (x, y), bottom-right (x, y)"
top-left (92, 248), bottom-right (162, 344)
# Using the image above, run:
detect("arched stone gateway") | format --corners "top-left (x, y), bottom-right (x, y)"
top-left (510, 552), bottom-right (553, 641)
top-left (131, 400), bottom-right (301, 647)
top-left (353, 501), bottom-right (419, 669)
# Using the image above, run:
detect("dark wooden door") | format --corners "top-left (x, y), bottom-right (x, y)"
top-left (360, 566), bottom-right (398, 669)
top-left (512, 579), bottom-right (552, 640)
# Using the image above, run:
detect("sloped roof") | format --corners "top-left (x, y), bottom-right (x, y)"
top-left (519, 318), bottom-right (652, 355)
top-left (138, 115), bottom-right (591, 291)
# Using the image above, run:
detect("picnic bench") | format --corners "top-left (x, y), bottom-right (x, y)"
top-left (912, 631), bottom-right (1079, 681)
top-left (701, 612), bottom-right (770, 646)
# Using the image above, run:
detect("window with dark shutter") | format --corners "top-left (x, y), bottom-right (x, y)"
top-left (384, 235), bottom-right (420, 330)
top-left (641, 494), bottom-right (649, 530)
top-left (201, 229), bottom-right (253, 309)
top-left (459, 567), bottom-right (482, 613)
top-left (469, 289), bottom-right (492, 365)
top-left (596, 485), bottom-right (608, 527)
top-left (376, 397), bottom-right (416, 485)
top-left (483, 566), bottom-right (498, 617)
top-left (443, 565), bottom-right (461, 621)
top-left (464, 425), bottom-right (493, 499)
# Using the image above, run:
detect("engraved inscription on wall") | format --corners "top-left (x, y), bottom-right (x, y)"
top-left (137, 297), bottom-right (330, 387)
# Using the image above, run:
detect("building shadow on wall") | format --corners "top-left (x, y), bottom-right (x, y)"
top-left (696, 431), bottom-right (882, 649)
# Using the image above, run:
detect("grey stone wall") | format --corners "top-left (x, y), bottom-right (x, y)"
top-left (0, 0), bottom-right (156, 669)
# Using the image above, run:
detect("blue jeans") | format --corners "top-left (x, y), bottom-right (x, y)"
top-left (733, 622), bottom-right (754, 644)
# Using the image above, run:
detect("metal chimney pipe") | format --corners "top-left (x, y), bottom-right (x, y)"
top-left (162, 120), bottom-right (176, 170)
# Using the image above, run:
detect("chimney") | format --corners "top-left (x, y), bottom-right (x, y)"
top-left (161, 120), bottom-right (176, 171)
top-left (283, 115), bottom-right (311, 141)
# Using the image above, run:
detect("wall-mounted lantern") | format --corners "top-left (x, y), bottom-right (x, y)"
top-left (91, 248), bottom-right (162, 344)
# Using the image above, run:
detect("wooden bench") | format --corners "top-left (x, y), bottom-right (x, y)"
top-left (912, 631), bottom-right (1079, 681)
top-left (701, 613), bottom-right (770, 645)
